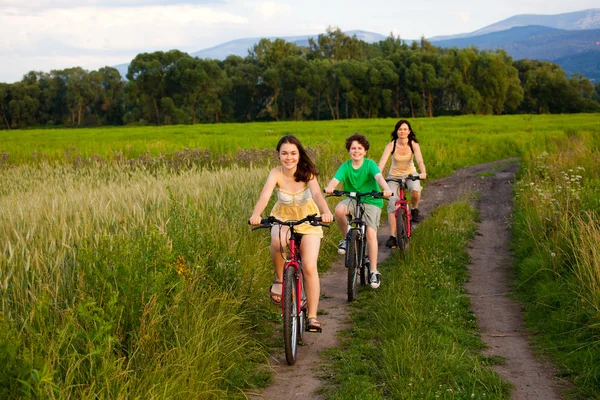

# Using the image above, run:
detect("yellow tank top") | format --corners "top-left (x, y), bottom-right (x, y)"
top-left (389, 145), bottom-right (417, 178)
top-left (269, 168), bottom-right (323, 237)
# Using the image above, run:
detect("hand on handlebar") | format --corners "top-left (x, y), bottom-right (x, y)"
top-left (249, 215), bottom-right (262, 226)
top-left (383, 190), bottom-right (392, 198)
top-left (320, 212), bottom-right (334, 223)
top-left (324, 186), bottom-right (335, 194)
top-left (419, 172), bottom-right (427, 180)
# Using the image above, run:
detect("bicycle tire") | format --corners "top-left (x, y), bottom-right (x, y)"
top-left (396, 209), bottom-right (409, 252)
top-left (346, 230), bottom-right (360, 302)
top-left (283, 266), bottom-right (298, 365)
top-left (298, 271), bottom-right (306, 344)
top-left (361, 243), bottom-right (369, 286)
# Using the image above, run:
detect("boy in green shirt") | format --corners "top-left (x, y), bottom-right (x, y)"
top-left (325, 133), bottom-right (392, 289)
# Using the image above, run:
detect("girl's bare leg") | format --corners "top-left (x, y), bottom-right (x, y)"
top-left (300, 235), bottom-right (321, 320)
top-left (270, 225), bottom-right (290, 300)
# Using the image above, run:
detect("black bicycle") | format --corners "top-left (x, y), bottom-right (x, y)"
top-left (251, 214), bottom-right (329, 365)
top-left (327, 190), bottom-right (385, 302)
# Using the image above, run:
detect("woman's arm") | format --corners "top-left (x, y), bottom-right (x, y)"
top-left (377, 142), bottom-right (393, 175)
top-left (249, 168), bottom-right (278, 224)
top-left (412, 143), bottom-right (427, 179)
top-left (308, 178), bottom-right (333, 223)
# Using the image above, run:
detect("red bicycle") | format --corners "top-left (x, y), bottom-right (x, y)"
top-left (252, 214), bottom-right (328, 365)
top-left (386, 175), bottom-right (420, 253)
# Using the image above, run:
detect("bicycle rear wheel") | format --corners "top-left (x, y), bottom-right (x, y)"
top-left (346, 230), bottom-right (360, 302)
top-left (283, 266), bottom-right (299, 365)
top-left (396, 209), bottom-right (409, 253)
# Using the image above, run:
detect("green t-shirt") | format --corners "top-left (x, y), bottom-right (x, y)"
top-left (333, 158), bottom-right (383, 208)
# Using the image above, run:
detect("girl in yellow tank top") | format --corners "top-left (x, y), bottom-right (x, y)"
top-left (378, 120), bottom-right (428, 247)
top-left (249, 135), bottom-right (333, 332)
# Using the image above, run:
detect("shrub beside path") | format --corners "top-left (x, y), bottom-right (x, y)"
top-left (248, 159), bottom-right (567, 399)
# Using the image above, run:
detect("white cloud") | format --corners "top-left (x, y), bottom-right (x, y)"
top-left (253, 1), bottom-right (292, 21)
top-left (0, 5), bottom-right (248, 52)
top-left (451, 11), bottom-right (471, 25)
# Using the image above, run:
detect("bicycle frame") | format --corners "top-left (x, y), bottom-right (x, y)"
top-left (327, 190), bottom-right (384, 300)
top-left (394, 181), bottom-right (412, 238)
top-left (282, 232), bottom-right (304, 317)
top-left (386, 176), bottom-right (420, 252)
top-left (251, 214), bottom-right (327, 365)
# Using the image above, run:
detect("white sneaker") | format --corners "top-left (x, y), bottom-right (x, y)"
top-left (369, 271), bottom-right (381, 289)
top-left (337, 240), bottom-right (346, 255)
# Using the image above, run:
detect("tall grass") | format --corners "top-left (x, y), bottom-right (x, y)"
top-left (2, 114), bottom-right (600, 178)
top-left (321, 203), bottom-right (511, 399)
top-left (0, 163), bottom-right (282, 398)
top-left (2, 114), bottom-right (600, 397)
top-left (512, 132), bottom-right (600, 398)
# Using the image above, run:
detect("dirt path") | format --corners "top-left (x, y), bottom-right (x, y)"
top-left (248, 159), bottom-right (566, 399)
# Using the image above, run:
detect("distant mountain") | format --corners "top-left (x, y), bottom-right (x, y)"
top-left (433, 25), bottom-right (600, 60)
top-left (430, 8), bottom-right (600, 41)
top-left (190, 30), bottom-right (387, 60)
top-left (112, 10), bottom-right (600, 80)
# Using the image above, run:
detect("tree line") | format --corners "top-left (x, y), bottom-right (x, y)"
top-left (1, 27), bottom-right (599, 129)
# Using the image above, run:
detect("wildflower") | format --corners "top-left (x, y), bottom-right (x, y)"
top-left (551, 252), bottom-right (556, 257)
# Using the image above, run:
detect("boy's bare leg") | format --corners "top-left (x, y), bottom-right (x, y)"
top-left (366, 226), bottom-right (378, 272)
top-left (334, 203), bottom-right (349, 234)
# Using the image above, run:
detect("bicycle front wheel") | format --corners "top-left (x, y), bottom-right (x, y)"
top-left (396, 209), bottom-right (410, 253)
top-left (298, 272), bottom-right (306, 344)
top-left (346, 230), bottom-right (360, 302)
top-left (283, 266), bottom-right (299, 365)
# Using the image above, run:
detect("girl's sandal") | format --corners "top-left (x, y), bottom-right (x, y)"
top-left (307, 317), bottom-right (322, 333)
top-left (269, 280), bottom-right (282, 305)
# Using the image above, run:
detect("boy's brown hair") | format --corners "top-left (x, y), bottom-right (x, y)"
top-left (345, 133), bottom-right (370, 151)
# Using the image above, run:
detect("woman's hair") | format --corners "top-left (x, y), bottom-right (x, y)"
top-left (276, 135), bottom-right (319, 182)
top-left (345, 133), bottom-right (370, 151)
top-left (391, 119), bottom-right (419, 154)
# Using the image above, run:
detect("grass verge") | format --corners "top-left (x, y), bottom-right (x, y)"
top-left (320, 202), bottom-right (511, 399)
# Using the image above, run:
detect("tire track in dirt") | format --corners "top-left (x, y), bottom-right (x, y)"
top-left (248, 158), bottom-right (567, 399)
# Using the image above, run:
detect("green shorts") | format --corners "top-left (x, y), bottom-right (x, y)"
top-left (338, 197), bottom-right (382, 231)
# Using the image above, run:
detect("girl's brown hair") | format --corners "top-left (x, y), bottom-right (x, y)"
top-left (276, 135), bottom-right (319, 182)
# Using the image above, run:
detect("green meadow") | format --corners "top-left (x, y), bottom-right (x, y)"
top-left (1, 114), bottom-right (599, 398)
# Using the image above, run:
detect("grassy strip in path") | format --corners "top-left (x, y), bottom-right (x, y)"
top-left (321, 202), bottom-right (511, 399)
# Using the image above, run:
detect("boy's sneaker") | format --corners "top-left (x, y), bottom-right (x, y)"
top-left (369, 271), bottom-right (381, 289)
top-left (411, 208), bottom-right (420, 223)
top-left (337, 240), bottom-right (346, 255)
top-left (385, 236), bottom-right (397, 248)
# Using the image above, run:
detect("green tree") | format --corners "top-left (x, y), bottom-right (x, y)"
top-left (8, 81), bottom-right (40, 128)
top-left (221, 56), bottom-right (261, 122)
top-left (0, 83), bottom-right (11, 129)
top-left (63, 67), bottom-right (97, 125)
top-left (249, 38), bottom-right (301, 69)
top-left (94, 67), bottom-right (125, 125)
top-left (127, 50), bottom-right (187, 124)
top-left (308, 26), bottom-right (366, 62)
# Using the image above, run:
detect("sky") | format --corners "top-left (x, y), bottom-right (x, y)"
top-left (0, 0), bottom-right (598, 83)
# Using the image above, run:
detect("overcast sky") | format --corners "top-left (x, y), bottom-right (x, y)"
top-left (0, 1), bottom-right (597, 83)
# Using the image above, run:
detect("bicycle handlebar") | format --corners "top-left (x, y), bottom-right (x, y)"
top-left (385, 175), bottom-right (421, 184)
top-left (249, 214), bottom-right (330, 230)
top-left (325, 189), bottom-right (386, 199)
